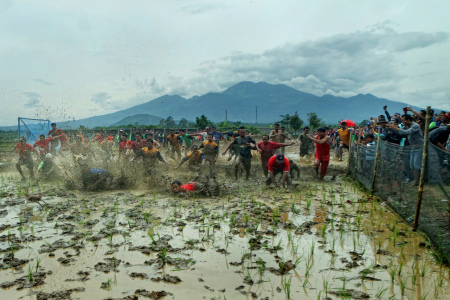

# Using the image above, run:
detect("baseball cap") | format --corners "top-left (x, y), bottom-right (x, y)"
top-left (275, 153), bottom-right (285, 163)
top-left (45, 153), bottom-right (53, 159)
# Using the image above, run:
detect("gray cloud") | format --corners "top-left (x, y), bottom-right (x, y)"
top-left (24, 92), bottom-right (41, 108)
top-left (187, 26), bottom-right (449, 103)
top-left (90, 92), bottom-right (111, 105)
top-left (34, 78), bottom-right (53, 85)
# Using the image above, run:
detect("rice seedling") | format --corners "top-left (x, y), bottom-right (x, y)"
top-left (400, 276), bottom-right (407, 295)
top-left (389, 266), bottom-right (397, 283)
top-left (113, 255), bottom-right (117, 269)
top-left (322, 278), bottom-right (330, 298)
top-left (411, 272), bottom-right (417, 285)
top-left (122, 232), bottom-right (126, 243)
top-left (160, 247), bottom-right (167, 264)
top-left (306, 197), bottom-right (312, 209)
top-left (282, 276), bottom-right (292, 298)
top-left (398, 262), bottom-right (403, 276)
top-left (27, 264), bottom-right (33, 281)
top-left (109, 231), bottom-right (113, 246)
top-left (375, 286), bottom-right (388, 299)
top-left (310, 241), bottom-right (315, 255)
top-left (244, 213), bottom-right (249, 227)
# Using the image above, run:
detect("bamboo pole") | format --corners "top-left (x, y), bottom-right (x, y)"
top-left (354, 132), bottom-right (362, 175)
top-left (413, 106), bottom-right (431, 230)
top-left (370, 123), bottom-right (382, 195)
top-left (347, 131), bottom-right (353, 172)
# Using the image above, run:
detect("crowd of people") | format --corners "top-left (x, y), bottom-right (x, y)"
top-left (11, 107), bottom-right (450, 195)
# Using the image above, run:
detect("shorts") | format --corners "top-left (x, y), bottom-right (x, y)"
top-left (237, 156), bottom-right (251, 171)
top-left (300, 148), bottom-right (310, 156)
top-left (410, 150), bottom-right (422, 170)
top-left (340, 143), bottom-right (349, 149)
top-left (18, 159), bottom-right (34, 170)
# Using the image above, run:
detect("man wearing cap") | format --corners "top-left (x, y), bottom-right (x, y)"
top-left (337, 122), bottom-right (350, 161)
top-left (266, 153), bottom-right (291, 188)
top-left (307, 128), bottom-right (330, 179)
top-left (13, 137), bottom-right (38, 181)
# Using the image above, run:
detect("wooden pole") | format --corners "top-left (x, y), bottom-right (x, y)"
top-left (370, 123), bottom-right (382, 194)
top-left (413, 106), bottom-right (431, 230)
top-left (347, 131), bottom-right (353, 171)
top-left (354, 132), bottom-right (362, 175)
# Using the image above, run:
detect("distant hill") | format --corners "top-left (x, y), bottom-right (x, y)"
top-left (111, 114), bottom-right (163, 126)
top-left (14, 81), bottom-right (434, 129)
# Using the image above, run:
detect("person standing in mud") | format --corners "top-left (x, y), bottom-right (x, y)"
top-left (338, 122), bottom-right (351, 161)
top-left (200, 133), bottom-right (219, 175)
top-left (119, 134), bottom-right (133, 159)
top-left (146, 133), bottom-right (161, 149)
top-left (70, 136), bottom-right (92, 156)
top-left (307, 128), bottom-right (330, 180)
top-left (269, 123), bottom-right (281, 143)
top-left (56, 129), bottom-right (69, 152)
top-left (33, 134), bottom-right (59, 161)
top-left (132, 139), bottom-right (169, 177)
top-left (131, 133), bottom-right (147, 154)
top-left (278, 126), bottom-right (292, 154)
top-left (257, 134), bottom-right (295, 177)
top-left (46, 123), bottom-right (59, 154)
top-left (298, 127), bottom-right (313, 157)
top-left (13, 137), bottom-right (38, 181)
top-left (178, 129), bottom-right (194, 155)
top-left (174, 145), bottom-right (204, 178)
top-left (167, 129), bottom-right (183, 159)
top-left (222, 127), bottom-right (256, 181)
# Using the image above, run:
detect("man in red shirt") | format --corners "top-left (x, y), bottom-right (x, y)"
top-left (307, 128), bottom-right (330, 179)
top-left (257, 134), bottom-right (294, 177)
top-left (131, 133), bottom-right (147, 153)
top-left (33, 134), bottom-right (58, 160)
top-left (93, 132), bottom-right (105, 145)
top-left (57, 129), bottom-right (69, 150)
top-left (14, 137), bottom-right (38, 181)
top-left (266, 153), bottom-right (291, 188)
top-left (119, 134), bottom-right (133, 158)
top-left (171, 180), bottom-right (199, 193)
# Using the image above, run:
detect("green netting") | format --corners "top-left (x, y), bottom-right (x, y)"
top-left (349, 140), bottom-right (450, 262)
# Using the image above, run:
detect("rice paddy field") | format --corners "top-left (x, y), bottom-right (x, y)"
top-left (0, 149), bottom-right (449, 300)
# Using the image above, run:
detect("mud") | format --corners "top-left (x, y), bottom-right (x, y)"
top-left (0, 151), bottom-right (449, 299)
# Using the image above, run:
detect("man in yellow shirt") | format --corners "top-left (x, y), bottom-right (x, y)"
top-left (200, 133), bottom-right (219, 174)
top-left (337, 122), bottom-right (350, 161)
top-left (167, 129), bottom-right (182, 159)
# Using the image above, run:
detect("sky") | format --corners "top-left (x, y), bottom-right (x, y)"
top-left (0, 0), bottom-right (449, 125)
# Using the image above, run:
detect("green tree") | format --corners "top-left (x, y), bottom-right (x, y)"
top-left (289, 112), bottom-right (303, 133)
top-left (359, 120), bottom-right (369, 126)
top-left (278, 114), bottom-right (291, 128)
top-left (178, 118), bottom-right (190, 128)
top-left (307, 112), bottom-right (325, 130)
top-left (195, 115), bottom-right (213, 129)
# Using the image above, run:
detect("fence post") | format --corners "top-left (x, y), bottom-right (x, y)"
top-left (370, 125), bottom-right (382, 195)
top-left (347, 131), bottom-right (353, 172)
top-left (413, 106), bottom-right (431, 230)
top-left (354, 133), bottom-right (362, 175)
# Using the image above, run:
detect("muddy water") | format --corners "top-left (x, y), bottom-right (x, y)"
top-left (0, 166), bottom-right (449, 300)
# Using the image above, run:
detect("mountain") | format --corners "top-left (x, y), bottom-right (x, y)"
top-left (111, 114), bottom-right (163, 126)
top-left (47, 81), bottom-right (431, 128)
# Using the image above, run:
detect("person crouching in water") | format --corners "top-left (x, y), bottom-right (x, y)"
top-left (266, 153), bottom-right (292, 189)
top-left (37, 153), bottom-right (59, 180)
top-left (174, 145), bottom-right (204, 180)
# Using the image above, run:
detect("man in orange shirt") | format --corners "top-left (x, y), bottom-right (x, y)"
top-left (337, 122), bottom-right (351, 161)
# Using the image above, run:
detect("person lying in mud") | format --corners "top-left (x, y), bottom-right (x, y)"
top-left (131, 138), bottom-right (168, 177)
top-left (171, 178), bottom-right (220, 196)
top-left (174, 145), bottom-right (204, 179)
top-left (79, 164), bottom-right (114, 190)
top-left (36, 153), bottom-right (60, 180)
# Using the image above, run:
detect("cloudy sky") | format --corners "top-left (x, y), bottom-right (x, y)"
top-left (1, 0), bottom-right (449, 125)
